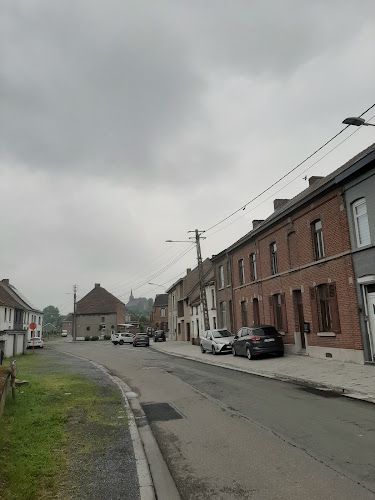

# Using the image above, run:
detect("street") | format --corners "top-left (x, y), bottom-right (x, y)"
top-left (52, 341), bottom-right (375, 500)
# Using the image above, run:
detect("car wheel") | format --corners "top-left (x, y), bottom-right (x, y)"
top-left (163, 338), bottom-right (166, 342)
top-left (119, 340), bottom-right (124, 345)
top-left (232, 345), bottom-right (237, 356)
top-left (276, 351), bottom-right (284, 357)
top-left (113, 342), bottom-right (118, 345)
top-left (246, 347), bottom-right (254, 360)
top-left (212, 347), bottom-right (216, 355)
top-left (200, 344), bottom-right (205, 353)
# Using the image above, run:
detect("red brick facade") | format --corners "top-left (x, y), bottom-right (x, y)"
top-left (228, 189), bottom-right (363, 362)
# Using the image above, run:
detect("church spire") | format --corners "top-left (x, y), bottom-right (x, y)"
top-left (130, 289), bottom-right (134, 300)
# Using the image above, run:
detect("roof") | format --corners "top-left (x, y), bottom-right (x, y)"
top-left (227, 143), bottom-right (375, 254)
top-left (153, 294), bottom-right (168, 307)
top-left (0, 280), bottom-right (42, 312)
top-left (76, 284), bottom-right (124, 315)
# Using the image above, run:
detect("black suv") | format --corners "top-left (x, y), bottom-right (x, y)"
top-left (153, 330), bottom-right (166, 342)
top-left (232, 325), bottom-right (284, 359)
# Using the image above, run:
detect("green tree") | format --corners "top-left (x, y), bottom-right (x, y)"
top-left (42, 305), bottom-right (62, 329)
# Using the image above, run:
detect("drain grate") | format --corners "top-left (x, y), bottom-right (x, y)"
top-left (299, 387), bottom-right (342, 398)
top-left (141, 402), bottom-right (184, 422)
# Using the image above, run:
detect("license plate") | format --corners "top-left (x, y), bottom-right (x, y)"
top-left (264, 338), bottom-right (275, 342)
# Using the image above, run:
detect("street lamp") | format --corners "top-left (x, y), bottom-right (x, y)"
top-left (342, 117), bottom-right (375, 127)
top-left (148, 282), bottom-right (166, 291)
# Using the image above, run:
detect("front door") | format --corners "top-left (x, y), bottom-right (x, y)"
top-left (187, 322), bottom-right (191, 342)
top-left (367, 293), bottom-right (375, 361)
top-left (294, 290), bottom-right (306, 350)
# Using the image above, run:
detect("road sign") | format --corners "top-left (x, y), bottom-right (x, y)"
top-left (29, 322), bottom-right (36, 330)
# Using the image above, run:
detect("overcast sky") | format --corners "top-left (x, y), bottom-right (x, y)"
top-left (1, 0), bottom-right (375, 314)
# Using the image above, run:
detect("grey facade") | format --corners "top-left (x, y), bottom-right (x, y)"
top-left (344, 153), bottom-right (375, 362)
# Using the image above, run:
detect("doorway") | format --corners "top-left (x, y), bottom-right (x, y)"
top-left (293, 290), bottom-right (306, 350)
top-left (187, 322), bottom-right (191, 342)
top-left (367, 292), bottom-right (375, 361)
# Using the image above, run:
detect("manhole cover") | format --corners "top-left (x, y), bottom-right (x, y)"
top-left (299, 387), bottom-right (342, 398)
top-left (141, 402), bottom-right (184, 422)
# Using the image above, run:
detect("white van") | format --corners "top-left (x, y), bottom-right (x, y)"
top-left (61, 330), bottom-right (68, 337)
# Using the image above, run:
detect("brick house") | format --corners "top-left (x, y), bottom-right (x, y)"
top-left (211, 250), bottom-right (235, 333)
top-left (150, 294), bottom-right (168, 332)
top-left (76, 283), bottom-right (126, 338)
top-left (62, 313), bottom-right (73, 335)
top-left (222, 146), bottom-right (375, 364)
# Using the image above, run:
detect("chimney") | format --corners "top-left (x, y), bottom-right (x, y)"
top-left (273, 199), bottom-right (290, 211)
top-left (252, 220), bottom-right (264, 230)
top-left (2, 279), bottom-right (9, 285)
top-left (186, 268), bottom-right (191, 274)
top-left (309, 176), bottom-right (324, 186)
top-left (95, 283), bottom-right (100, 288)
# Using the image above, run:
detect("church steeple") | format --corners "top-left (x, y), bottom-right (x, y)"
top-left (130, 289), bottom-right (134, 300)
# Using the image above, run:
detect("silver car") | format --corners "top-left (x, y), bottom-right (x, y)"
top-left (200, 329), bottom-right (234, 355)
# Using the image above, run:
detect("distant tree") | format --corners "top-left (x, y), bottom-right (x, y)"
top-left (42, 305), bottom-right (62, 329)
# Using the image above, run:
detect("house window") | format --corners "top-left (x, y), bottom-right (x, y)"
top-left (220, 301), bottom-right (226, 328)
top-left (160, 308), bottom-right (166, 317)
top-left (287, 231), bottom-right (299, 268)
top-left (218, 265), bottom-right (224, 289)
top-left (226, 260), bottom-right (231, 286)
top-left (250, 253), bottom-right (257, 281)
top-left (310, 283), bottom-right (341, 334)
top-left (211, 289), bottom-right (215, 309)
top-left (38, 316), bottom-right (41, 325)
top-left (239, 259), bottom-right (245, 285)
top-left (213, 317), bottom-right (217, 329)
top-left (270, 294), bottom-right (288, 332)
top-left (9, 309), bottom-right (12, 322)
top-left (87, 326), bottom-right (91, 331)
top-left (253, 298), bottom-right (260, 327)
top-left (4, 308), bottom-right (6, 321)
top-left (270, 243), bottom-right (278, 275)
top-left (241, 300), bottom-right (248, 327)
top-left (101, 316), bottom-right (105, 323)
top-left (353, 199), bottom-right (371, 247)
top-left (196, 319), bottom-right (199, 336)
top-left (312, 220), bottom-right (325, 260)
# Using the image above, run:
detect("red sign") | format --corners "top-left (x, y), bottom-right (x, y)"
top-left (29, 322), bottom-right (37, 330)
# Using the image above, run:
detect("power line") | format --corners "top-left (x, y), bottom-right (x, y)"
top-left (204, 103), bottom-right (375, 233)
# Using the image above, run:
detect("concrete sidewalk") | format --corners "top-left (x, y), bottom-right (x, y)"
top-left (151, 340), bottom-right (375, 404)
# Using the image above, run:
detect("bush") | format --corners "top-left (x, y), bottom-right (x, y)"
top-left (103, 335), bottom-right (111, 340)
top-left (90, 336), bottom-right (99, 341)
top-left (84, 336), bottom-right (90, 341)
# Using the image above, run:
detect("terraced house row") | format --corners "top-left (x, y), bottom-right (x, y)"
top-left (168, 143), bottom-right (375, 364)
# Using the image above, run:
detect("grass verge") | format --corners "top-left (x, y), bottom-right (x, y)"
top-left (0, 352), bottom-right (123, 500)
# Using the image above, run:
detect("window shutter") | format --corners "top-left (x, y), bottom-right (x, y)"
top-left (281, 294), bottom-right (288, 333)
top-left (309, 287), bottom-right (319, 333)
top-left (269, 296), bottom-right (274, 327)
top-left (328, 283), bottom-right (341, 334)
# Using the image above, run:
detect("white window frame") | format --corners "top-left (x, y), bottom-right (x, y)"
top-left (218, 265), bottom-right (224, 289)
top-left (353, 198), bottom-right (371, 247)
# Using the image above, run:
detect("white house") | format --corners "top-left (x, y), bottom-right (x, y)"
top-left (0, 279), bottom-right (43, 358)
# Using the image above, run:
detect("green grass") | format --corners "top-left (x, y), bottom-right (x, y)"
top-left (0, 352), bottom-right (123, 500)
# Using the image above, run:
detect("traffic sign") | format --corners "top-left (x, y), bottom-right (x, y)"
top-left (29, 322), bottom-right (37, 330)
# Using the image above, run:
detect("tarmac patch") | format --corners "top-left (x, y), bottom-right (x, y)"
top-left (299, 386), bottom-right (343, 398)
top-left (141, 402), bottom-right (184, 422)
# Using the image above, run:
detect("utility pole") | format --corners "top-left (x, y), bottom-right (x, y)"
top-left (73, 284), bottom-right (77, 342)
top-left (189, 229), bottom-right (210, 331)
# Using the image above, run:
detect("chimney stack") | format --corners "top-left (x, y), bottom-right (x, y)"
top-left (186, 268), bottom-right (191, 274)
top-left (1, 279), bottom-right (9, 285)
top-left (95, 283), bottom-right (100, 288)
top-left (309, 176), bottom-right (324, 186)
top-left (273, 199), bottom-right (290, 211)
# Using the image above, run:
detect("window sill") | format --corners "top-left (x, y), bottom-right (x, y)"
top-left (316, 331), bottom-right (336, 337)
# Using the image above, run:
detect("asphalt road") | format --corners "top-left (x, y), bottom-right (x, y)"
top-left (52, 340), bottom-right (375, 500)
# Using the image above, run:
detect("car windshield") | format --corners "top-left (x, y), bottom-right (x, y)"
top-left (258, 327), bottom-right (279, 336)
top-left (212, 330), bottom-right (231, 338)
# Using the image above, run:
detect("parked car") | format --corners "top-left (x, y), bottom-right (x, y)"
top-left (133, 334), bottom-right (150, 347)
top-left (200, 329), bottom-right (234, 354)
top-left (27, 337), bottom-right (44, 349)
top-left (61, 330), bottom-right (68, 337)
top-left (153, 330), bottom-right (166, 342)
top-left (232, 325), bottom-right (284, 359)
top-left (111, 332), bottom-right (135, 345)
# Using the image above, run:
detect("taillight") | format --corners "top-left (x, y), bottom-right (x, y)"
top-left (250, 337), bottom-right (261, 341)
